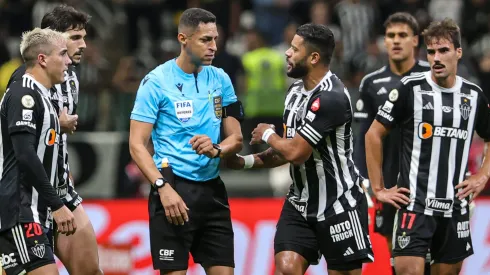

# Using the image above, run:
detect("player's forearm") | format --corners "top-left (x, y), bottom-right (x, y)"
top-left (266, 134), bottom-right (306, 165)
top-left (11, 133), bottom-right (64, 211)
top-left (253, 148), bottom-right (288, 168)
top-left (129, 143), bottom-right (162, 184)
top-left (365, 130), bottom-right (385, 193)
top-left (219, 133), bottom-right (243, 157)
top-left (477, 142), bottom-right (490, 181)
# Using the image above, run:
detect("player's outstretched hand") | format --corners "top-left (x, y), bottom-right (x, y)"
top-left (52, 205), bottom-right (77, 236)
top-left (158, 185), bottom-right (189, 225)
top-left (374, 186), bottom-right (411, 209)
top-left (189, 134), bottom-right (217, 158)
top-left (456, 173), bottom-right (488, 202)
top-left (59, 107), bottom-right (78, 134)
top-left (250, 123), bottom-right (275, 145)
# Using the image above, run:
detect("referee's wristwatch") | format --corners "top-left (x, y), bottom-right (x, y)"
top-left (152, 178), bottom-right (168, 189)
top-left (212, 143), bottom-right (222, 158)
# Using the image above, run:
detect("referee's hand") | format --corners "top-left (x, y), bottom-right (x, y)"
top-left (190, 134), bottom-right (216, 158)
top-left (374, 186), bottom-right (411, 209)
top-left (52, 205), bottom-right (77, 236)
top-left (158, 185), bottom-right (189, 225)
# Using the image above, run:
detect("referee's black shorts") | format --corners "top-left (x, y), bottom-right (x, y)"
top-left (148, 175), bottom-right (234, 271)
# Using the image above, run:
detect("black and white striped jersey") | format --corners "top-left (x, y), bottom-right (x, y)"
top-left (7, 64), bottom-right (78, 201)
top-left (284, 71), bottom-right (365, 222)
top-left (0, 75), bottom-right (61, 231)
top-left (375, 71), bottom-right (490, 217)
top-left (52, 66), bottom-right (79, 199)
top-left (353, 61), bottom-right (430, 187)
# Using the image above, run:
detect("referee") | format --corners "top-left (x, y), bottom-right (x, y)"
top-left (129, 8), bottom-right (244, 275)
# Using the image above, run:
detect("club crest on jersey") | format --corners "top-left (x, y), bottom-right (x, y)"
top-left (31, 242), bottom-right (45, 258)
top-left (213, 96), bottom-right (222, 119)
top-left (460, 99), bottom-right (471, 120)
top-left (397, 232), bottom-right (410, 249)
top-left (311, 98), bottom-right (320, 111)
top-left (356, 99), bottom-right (364, 111)
top-left (376, 215), bottom-right (383, 228)
top-left (174, 100), bottom-right (193, 123)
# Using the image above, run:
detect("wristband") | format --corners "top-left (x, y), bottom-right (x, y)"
top-left (242, 154), bottom-right (255, 169)
top-left (262, 128), bottom-right (276, 144)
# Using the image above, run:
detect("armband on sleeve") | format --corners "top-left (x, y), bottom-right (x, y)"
top-left (223, 100), bottom-right (244, 122)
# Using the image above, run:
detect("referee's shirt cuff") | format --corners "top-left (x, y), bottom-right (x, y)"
top-left (130, 113), bottom-right (156, 124)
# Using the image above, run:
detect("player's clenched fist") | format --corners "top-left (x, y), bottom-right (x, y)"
top-left (250, 124), bottom-right (276, 145)
top-left (52, 206), bottom-right (77, 236)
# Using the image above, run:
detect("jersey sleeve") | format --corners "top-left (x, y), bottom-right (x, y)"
top-left (475, 92), bottom-right (490, 141)
top-left (219, 68), bottom-right (237, 107)
top-left (130, 74), bottom-right (164, 124)
top-left (374, 81), bottom-right (411, 128)
top-left (353, 78), bottom-right (375, 121)
top-left (297, 89), bottom-right (349, 146)
top-left (6, 87), bottom-right (42, 135)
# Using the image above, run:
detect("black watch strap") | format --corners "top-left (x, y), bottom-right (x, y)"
top-left (212, 143), bottom-right (222, 158)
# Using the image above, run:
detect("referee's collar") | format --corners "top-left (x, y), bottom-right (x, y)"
top-left (23, 74), bottom-right (50, 98)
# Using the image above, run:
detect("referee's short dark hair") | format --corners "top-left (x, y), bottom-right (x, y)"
top-left (179, 8), bottom-right (216, 32)
top-left (422, 18), bottom-right (462, 49)
top-left (41, 5), bottom-right (91, 32)
top-left (384, 12), bottom-right (419, 35)
top-left (296, 23), bottom-right (335, 66)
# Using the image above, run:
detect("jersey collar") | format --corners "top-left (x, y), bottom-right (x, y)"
top-left (23, 74), bottom-right (51, 98)
top-left (303, 70), bottom-right (333, 94)
top-left (424, 71), bottom-right (462, 93)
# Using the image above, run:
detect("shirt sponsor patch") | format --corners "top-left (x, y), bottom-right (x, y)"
top-left (174, 100), bottom-right (193, 123)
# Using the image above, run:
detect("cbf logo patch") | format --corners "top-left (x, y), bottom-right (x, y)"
top-left (175, 100), bottom-right (193, 123)
top-left (213, 96), bottom-right (222, 119)
top-left (460, 98), bottom-right (471, 120)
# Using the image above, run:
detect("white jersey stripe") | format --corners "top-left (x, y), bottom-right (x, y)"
top-left (408, 85), bottom-right (423, 211)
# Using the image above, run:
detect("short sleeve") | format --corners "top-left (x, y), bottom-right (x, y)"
top-left (218, 69), bottom-right (237, 107)
top-left (374, 82), bottom-right (410, 128)
top-left (475, 92), bottom-right (490, 141)
top-left (6, 87), bottom-right (41, 135)
top-left (130, 75), bottom-right (163, 124)
top-left (297, 90), bottom-right (349, 146)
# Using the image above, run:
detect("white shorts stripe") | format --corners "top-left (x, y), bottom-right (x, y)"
top-left (353, 211), bottom-right (367, 249)
top-left (12, 225), bottom-right (29, 264)
top-left (348, 211), bottom-right (364, 250)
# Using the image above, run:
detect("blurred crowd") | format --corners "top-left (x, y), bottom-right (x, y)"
top-left (1, 0), bottom-right (489, 197)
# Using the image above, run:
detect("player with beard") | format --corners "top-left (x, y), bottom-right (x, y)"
top-left (226, 23), bottom-right (373, 275)
top-left (6, 5), bottom-right (102, 275)
top-left (353, 12), bottom-right (430, 274)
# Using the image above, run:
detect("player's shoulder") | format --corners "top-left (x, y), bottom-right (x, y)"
top-left (359, 66), bottom-right (388, 91)
top-left (399, 71), bottom-right (428, 86)
top-left (6, 64), bottom-right (27, 89)
top-left (460, 76), bottom-right (483, 93)
top-left (5, 76), bottom-right (43, 106)
top-left (415, 60), bottom-right (430, 69)
top-left (315, 73), bottom-right (347, 103)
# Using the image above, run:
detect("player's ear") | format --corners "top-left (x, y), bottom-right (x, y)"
top-left (310, 52), bottom-right (320, 66)
top-left (412, 35), bottom-right (419, 48)
top-left (456, 47), bottom-right (462, 60)
top-left (37, 53), bottom-right (47, 68)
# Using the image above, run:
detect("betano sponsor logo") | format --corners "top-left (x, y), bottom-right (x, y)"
top-left (418, 123), bottom-right (469, 140)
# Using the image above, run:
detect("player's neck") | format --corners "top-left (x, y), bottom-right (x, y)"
top-left (176, 54), bottom-right (203, 74)
top-left (26, 67), bottom-right (53, 89)
top-left (303, 67), bottom-right (330, 91)
top-left (431, 73), bottom-right (456, 89)
top-left (389, 58), bottom-right (416, 76)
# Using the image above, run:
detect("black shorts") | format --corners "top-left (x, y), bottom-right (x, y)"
top-left (0, 223), bottom-right (55, 274)
top-left (274, 198), bottom-right (374, 270)
top-left (392, 208), bottom-right (473, 264)
top-left (149, 175), bottom-right (234, 271)
top-left (374, 199), bottom-right (397, 237)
